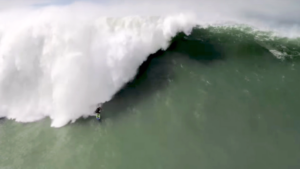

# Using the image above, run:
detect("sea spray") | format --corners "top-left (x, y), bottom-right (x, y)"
top-left (0, 6), bottom-right (196, 127)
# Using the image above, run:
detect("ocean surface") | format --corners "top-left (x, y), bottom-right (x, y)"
top-left (0, 1), bottom-right (300, 169)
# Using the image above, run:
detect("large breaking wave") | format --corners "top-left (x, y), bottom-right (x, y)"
top-left (0, 5), bottom-right (196, 127)
top-left (0, 1), bottom-right (299, 128)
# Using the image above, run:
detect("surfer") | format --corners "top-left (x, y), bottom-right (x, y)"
top-left (95, 105), bottom-right (102, 121)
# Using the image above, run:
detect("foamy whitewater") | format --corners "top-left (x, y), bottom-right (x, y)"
top-left (0, 0), bottom-right (299, 128)
top-left (0, 4), bottom-right (196, 127)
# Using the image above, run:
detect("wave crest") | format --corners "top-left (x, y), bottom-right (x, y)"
top-left (0, 8), bottom-right (196, 127)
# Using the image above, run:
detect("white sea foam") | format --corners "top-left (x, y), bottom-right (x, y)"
top-left (0, 0), bottom-right (299, 127)
top-left (0, 4), bottom-right (196, 127)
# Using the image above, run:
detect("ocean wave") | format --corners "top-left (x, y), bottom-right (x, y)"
top-left (0, 1), bottom-right (299, 128)
top-left (0, 6), bottom-right (196, 127)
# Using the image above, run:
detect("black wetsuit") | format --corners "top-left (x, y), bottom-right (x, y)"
top-left (95, 107), bottom-right (102, 113)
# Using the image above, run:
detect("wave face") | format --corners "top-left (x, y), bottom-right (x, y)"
top-left (0, 1), bottom-right (299, 128)
top-left (0, 5), bottom-right (196, 127)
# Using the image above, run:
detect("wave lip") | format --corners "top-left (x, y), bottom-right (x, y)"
top-left (0, 7), bottom-right (196, 128)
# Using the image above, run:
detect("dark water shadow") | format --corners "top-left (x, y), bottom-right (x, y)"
top-left (101, 50), bottom-right (174, 120)
top-left (174, 27), bottom-right (281, 63)
top-left (168, 28), bottom-right (224, 64)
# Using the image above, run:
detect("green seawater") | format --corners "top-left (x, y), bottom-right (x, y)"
top-left (1, 26), bottom-right (300, 169)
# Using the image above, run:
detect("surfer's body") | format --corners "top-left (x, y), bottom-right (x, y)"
top-left (95, 106), bottom-right (102, 121)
